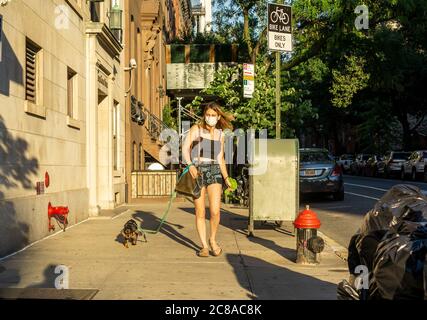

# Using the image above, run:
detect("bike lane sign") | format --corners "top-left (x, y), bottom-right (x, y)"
top-left (268, 3), bottom-right (292, 52)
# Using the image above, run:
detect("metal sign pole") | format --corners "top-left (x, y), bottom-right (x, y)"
top-left (276, 50), bottom-right (281, 139)
top-left (268, 1), bottom-right (292, 139)
top-left (275, 0), bottom-right (283, 140)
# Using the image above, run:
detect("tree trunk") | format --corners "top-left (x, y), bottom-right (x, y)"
top-left (242, 8), bottom-right (252, 58)
top-left (398, 113), bottom-right (412, 150)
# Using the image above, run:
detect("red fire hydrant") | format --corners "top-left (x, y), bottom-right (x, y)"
top-left (293, 205), bottom-right (325, 264)
top-left (48, 202), bottom-right (69, 232)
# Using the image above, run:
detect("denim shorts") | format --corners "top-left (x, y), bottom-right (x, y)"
top-left (196, 163), bottom-right (223, 188)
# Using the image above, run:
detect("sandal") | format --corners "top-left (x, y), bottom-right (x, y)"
top-left (197, 247), bottom-right (210, 257)
top-left (209, 240), bottom-right (223, 257)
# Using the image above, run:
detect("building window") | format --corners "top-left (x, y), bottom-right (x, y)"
top-left (139, 143), bottom-right (143, 171)
top-left (67, 67), bottom-right (77, 118)
top-left (113, 103), bottom-right (119, 170)
top-left (90, 1), bottom-right (101, 22)
top-left (25, 39), bottom-right (42, 104)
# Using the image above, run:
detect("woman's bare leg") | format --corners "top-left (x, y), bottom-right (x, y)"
top-left (194, 186), bottom-right (208, 249)
top-left (207, 183), bottom-right (222, 250)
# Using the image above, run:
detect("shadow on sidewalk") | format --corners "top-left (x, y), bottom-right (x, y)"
top-left (0, 266), bottom-right (21, 289)
top-left (179, 206), bottom-right (297, 263)
top-left (26, 264), bottom-right (57, 288)
top-left (128, 211), bottom-right (201, 253)
top-left (226, 253), bottom-right (338, 300)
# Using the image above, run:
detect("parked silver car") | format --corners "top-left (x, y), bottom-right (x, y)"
top-left (402, 150), bottom-right (427, 181)
top-left (299, 148), bottom-right (344, 201)
top-left (337, 154), bottom-right (354, 173)
top-left (350, 154), bottom-right (372, 175)
top-left (376, 151), bottom-right (411, 178)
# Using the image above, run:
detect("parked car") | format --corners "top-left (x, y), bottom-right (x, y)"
top-left (363, 155), bottom-right (383, 177)
top-left (299, 148), bottom-right (344, 201)
top-left (376, 151), bottom-right (411, 178)
top-left (337, 154), bottom-right (354, 173)
top-left (350, 154), bottom-right (372, 175)
top-left (402, 150), bottom-right (427, 181)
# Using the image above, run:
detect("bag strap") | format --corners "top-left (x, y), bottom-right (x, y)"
top-left (198, 125), bottom-right (201, 163)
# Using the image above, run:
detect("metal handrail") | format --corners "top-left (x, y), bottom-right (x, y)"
top-left (143, 107), bottom-right (170, 141)
top-left (181, 106), bottom-right (201, 122)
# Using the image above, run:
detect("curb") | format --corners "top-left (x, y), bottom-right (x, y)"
top-left (318, 231), bottom-right (348, 262)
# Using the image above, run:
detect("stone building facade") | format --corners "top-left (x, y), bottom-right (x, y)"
top-left (0, 0), bottom-right (126, 257)
top-left (123, 0), bottom-right (192, 202)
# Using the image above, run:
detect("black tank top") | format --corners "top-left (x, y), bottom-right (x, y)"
top-left (191, 127), bottom-right (222, 161)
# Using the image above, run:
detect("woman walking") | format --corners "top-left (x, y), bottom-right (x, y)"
top-left (182, 101), bottom-right (234, 257)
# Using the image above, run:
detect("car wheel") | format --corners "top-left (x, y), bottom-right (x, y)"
top-left (333, 188), bottom-right (345, 201)
top-left (424, 166), bottom-right (427, 182)
top-left (411, 168), bottom-right (417, 181)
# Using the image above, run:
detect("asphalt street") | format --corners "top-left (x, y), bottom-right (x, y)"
top-left (300, 174), bottom-right (427, 249)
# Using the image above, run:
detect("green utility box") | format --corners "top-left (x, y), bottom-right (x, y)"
top-left (248, 139), bottom-right (299, 236)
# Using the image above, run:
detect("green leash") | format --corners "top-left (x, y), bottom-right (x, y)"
top-left (136, 165), bottom-right (192, 235)
top-left (137, 189), bottom-right (177, 235)
top-left (137, 166), bottom-right (237, 236)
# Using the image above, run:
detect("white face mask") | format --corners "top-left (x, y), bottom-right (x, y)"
top-left (205, 115), bottom-right (219, 127)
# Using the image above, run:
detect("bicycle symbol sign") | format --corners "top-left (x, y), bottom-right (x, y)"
top-left (267, 3), bottom-right (292, 52)
top-left (270, 7), bottom-right (290, 25)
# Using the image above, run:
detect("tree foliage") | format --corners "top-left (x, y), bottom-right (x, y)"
top-left (189, 0), bottom-right (427, 151)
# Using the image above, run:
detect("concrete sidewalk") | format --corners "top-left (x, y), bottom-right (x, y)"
top-left (0, 199), bottom-right (349, 300)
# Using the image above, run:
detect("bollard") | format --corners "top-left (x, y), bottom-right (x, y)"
top-left (293, 205), bottom-right (324, 264)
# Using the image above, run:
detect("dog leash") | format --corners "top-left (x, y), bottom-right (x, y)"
top-left (137, 166), bottom-right (237, 236)
top-left (137, 190), bottom-right (177, 235)
top-left (136, 167), bottom-right (189, 235)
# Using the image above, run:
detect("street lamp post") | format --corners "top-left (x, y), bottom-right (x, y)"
top-left (177, 97), bottom-right (183, 138)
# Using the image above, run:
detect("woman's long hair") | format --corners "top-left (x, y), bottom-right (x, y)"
top-left (198, 101), bottom-right (234, 131)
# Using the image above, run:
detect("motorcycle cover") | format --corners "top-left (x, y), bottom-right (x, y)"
top-left (347, 184), bottom-right (427, 274)
top-left (369, 220), bottom-right (427, 300)
top-left (339, 184), bottom-right (427, 300)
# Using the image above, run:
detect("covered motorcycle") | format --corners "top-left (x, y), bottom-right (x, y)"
top-left (338, 184), bottom-right (427, 300)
